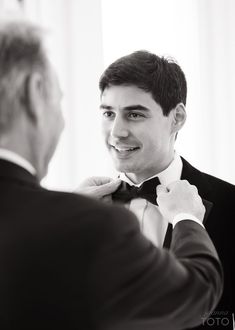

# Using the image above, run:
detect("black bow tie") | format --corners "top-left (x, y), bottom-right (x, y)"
top-left (112, 177), bottom-right (161, 205)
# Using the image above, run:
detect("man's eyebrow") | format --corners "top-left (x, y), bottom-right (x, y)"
top-left (99, 104), bottom-right (113, 110)
top-left (99, 104), bottom-right (150, 111)
top-left (122, 105), bottom-right (150, 111)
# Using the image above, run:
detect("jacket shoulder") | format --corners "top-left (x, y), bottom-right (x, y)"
top-left (36, 187), bottom-right (139, 236)
top-left (181, 157), bottom-right (235, 194)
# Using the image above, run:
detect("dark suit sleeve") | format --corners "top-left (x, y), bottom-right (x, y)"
top-left (87, 206), bottom-right (223, 330)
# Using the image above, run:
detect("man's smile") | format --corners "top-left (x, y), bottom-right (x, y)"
top-left (109, 144), bottom-right (140, 157)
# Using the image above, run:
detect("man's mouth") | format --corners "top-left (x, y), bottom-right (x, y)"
top-left (110, 145), bottom-right (140, 155)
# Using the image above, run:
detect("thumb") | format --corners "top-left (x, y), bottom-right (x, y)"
top-left (156, 184), bottom-right (168, 195)
top-left (97, 179), bottom-right (121, 196)
top-left (92, 176), bottom-right (115, 186)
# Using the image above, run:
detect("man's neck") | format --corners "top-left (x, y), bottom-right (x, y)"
top-left (126, 155), bottom-right (175, 184)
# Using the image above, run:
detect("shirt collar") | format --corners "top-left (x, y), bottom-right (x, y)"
top-left (119, 152), bottom-right (183, 187)
top-left (0, 148), bottom-right (37, 176)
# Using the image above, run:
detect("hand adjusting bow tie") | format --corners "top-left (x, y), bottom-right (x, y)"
top-left (112, 177), bottom-right (213, 222)
top-left (112, 176), bottom-right (161, 205)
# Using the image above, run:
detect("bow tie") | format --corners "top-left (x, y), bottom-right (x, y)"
top-left (112, 177), bottom-right (161, 205)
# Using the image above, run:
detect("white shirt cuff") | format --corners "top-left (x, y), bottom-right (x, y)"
top-left (172, 213), bottom-right (205, 228)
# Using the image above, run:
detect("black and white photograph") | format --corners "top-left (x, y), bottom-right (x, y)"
top-left (0, 0), bottom-right (234, 329)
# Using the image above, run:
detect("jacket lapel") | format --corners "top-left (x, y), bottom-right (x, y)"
top-left (163, 157), bottom-right (213, 249)
top-left (181, 157), bottom-right (212, 197)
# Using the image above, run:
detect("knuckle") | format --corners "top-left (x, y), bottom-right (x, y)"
top-left (191, 184), bottom-right (198, 192)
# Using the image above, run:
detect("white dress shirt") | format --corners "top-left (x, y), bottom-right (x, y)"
top-left (0, 148), bottom-right (36, 176)
top-left (119, 153), bottom-right (203, 247)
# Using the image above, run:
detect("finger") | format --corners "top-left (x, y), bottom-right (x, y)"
top-left (166, 180), bottom-right (181, 191)
top-left (75, 176), bottom-right (112, 189)
top-left (92, 176), bottom-right (115, 186)
top-left (156, 184), bottom-right (168, 195)
top-left (190, 184), bottom-right (198, 195)
top-left (96, 179), bottom-right (121, 196)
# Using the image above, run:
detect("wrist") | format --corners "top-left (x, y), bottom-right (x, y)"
top-left (172, 213), bottom-right (204, 228)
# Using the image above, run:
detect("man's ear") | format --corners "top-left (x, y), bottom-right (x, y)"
top-left (171, 103), bottom-right (187, 133)
top-left (21, 71), bottom-right (45, 123)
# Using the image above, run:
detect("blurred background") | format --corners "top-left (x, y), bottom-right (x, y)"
top-left (1, 0), bottom-right (235, 190)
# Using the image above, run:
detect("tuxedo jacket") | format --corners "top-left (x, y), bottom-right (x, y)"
top-left (176, 157), bottom-right (234, 330)
top-left (0, 159), bottom-right (222, 330)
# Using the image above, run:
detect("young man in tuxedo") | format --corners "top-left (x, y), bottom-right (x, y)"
top-left (80, 50), bottom-right (235, 329)
top-left (0, 21), bottom-right (223, 329)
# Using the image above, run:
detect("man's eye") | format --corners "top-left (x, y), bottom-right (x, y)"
top-left (103, 111), bottom-right (115, 118)
top-left (129, 113), bottom-right (143, 119)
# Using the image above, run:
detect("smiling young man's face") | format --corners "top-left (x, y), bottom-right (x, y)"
top-left (100, 85), bottom-right (177, 183)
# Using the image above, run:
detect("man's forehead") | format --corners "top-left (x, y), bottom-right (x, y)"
top-left (102, 84), bottom-right (146, 96)
top-left (100, 85), bottom-right (157, 109)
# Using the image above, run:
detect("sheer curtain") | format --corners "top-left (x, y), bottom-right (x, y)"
top-left (1, 0), bottom-right (235, 189)
top-left (195, 0), bottom-right (235, 183)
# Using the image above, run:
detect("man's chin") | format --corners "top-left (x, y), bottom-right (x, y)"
top-left (112, 160), bottom-right (136, 174)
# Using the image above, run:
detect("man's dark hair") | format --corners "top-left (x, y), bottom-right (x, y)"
top-left (99, 50), bottom-right (187, 116)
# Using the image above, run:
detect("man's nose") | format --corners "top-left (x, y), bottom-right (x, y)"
top-left (110, 116), bottom-right (129, 138)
